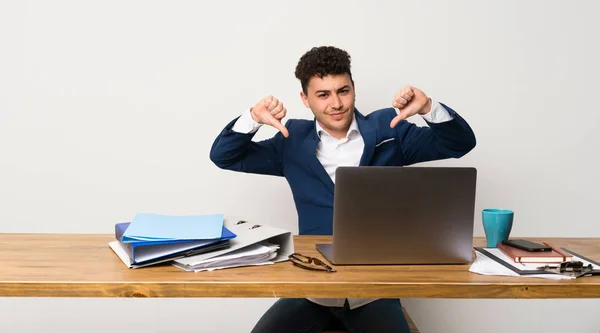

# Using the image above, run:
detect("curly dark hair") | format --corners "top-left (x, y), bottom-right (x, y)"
top-left (294, 46), bottom-right (353, 94)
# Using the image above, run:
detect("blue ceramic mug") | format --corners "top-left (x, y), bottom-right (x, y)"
top-left (482, 209), bottom-right (514, 248)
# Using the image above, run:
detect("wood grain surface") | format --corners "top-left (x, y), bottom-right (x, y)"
top-left (1, 234), bottom-right (600, 298)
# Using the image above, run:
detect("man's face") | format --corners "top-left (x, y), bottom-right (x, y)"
top-left (300, 74), bottom-right (356, 139)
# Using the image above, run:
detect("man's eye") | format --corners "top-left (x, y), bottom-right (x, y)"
top-left (318, 94), bottom-right (327, 98)
top-left (340, 90), bottom-right (348, 94)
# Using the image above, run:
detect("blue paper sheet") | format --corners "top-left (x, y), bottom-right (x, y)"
top-left (121, 213), bottom-right (224, 243)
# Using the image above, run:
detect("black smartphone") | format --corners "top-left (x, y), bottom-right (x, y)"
top-left (502, 239), bottom-right (552, 252)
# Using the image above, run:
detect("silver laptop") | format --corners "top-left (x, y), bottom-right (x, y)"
top-left (316, 166), bottom-right (477, 265)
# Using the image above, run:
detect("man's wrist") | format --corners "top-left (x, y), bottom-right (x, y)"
top-left (420, 99), bottom-right (453, 123)
top-left (231, 107), bottom-right (263, 134)
top-left (249, 107), bottom-right (260, 123)
top-left (418, 98), bottom-right (433, 115)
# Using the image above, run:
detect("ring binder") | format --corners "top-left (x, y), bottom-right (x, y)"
top-left (173, 218), bottom-right (294, 272)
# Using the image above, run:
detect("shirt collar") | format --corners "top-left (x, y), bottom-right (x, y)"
top-left (315, 112), bottom-right (360, 139)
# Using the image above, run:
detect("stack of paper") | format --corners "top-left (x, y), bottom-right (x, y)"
top-left (108, 213), bottom-right (236, 268)
top-left (172, 219), bottom-right (295, 272)
top-left (173, 242), bottom-right (280, 272)
top-left (469, 250), bottom-right (573, 280)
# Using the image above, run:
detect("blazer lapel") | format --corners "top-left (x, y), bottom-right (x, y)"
top-left (356, 110), bottom-right (376, 166)
top-left (302, 126), bottom-right (335, 194)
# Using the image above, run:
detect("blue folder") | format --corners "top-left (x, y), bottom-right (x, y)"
top-left (114, 222), bottom-right (236, 264)
top-left (121, 213), bottom-right (225, 243)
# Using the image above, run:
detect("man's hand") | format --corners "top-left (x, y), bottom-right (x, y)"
top-left (251, 96), bottom-right (289, 138)
top-left (390, 85), bottom-right (432, 128)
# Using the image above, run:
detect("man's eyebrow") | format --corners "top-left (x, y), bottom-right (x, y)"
top-left (315, 85), bottom-right (351, 94)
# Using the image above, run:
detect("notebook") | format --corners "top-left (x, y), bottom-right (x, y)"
top-left (497, 242), bottom-right (573, 263)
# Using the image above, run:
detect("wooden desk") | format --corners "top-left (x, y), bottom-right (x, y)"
top-left (1, 234), bottom-right (600, 298)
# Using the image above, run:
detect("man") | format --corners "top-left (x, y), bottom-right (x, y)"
top-left (210, 46), bottom-right (476, 333)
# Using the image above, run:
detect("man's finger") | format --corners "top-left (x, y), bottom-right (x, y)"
top-left (394, 97), bottom-right (408, 107)
top-left (392, 102), bottom-right (421, 128)
top-left (390, 113), bottom-right (406, 128)
top-left (274, 108), bottom-right (287, 120)
top-left (271, 120), bottom-right (289, 138)
top-left (270, 102), bottom-right (284, 115)
top-left (392, 101), bottom-right (406, 109)
top-left (263, 96), bottom-right (274, 108)
top-left (390, 102), bottom-right (420, 128)
top-left (262, 112), bottom-right (289, 138)
top-left (266, 97), bottom-right (279, 111)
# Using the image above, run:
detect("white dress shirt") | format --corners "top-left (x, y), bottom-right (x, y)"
top-left (232, 100), bottom-right (453, 309)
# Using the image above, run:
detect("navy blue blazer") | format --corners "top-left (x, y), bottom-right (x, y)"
top-left (210, 105), bottom-right (476, 235)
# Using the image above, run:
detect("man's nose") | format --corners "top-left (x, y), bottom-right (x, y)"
top-left (331, 94), bottom-right (343, 110)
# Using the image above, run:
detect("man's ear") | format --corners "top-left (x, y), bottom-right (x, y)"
top-left (300, 91), bottom-right (310, 108)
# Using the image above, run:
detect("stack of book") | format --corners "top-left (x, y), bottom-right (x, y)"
top-left (471, 240), bottom-right (600, 279)
top-left (109, 213), bottom-right (236, 268)
top-left (497, 241), bottom-right (572, 264)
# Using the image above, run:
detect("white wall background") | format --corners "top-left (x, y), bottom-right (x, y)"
top-left (1, 0), bottom-right (599, 332)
